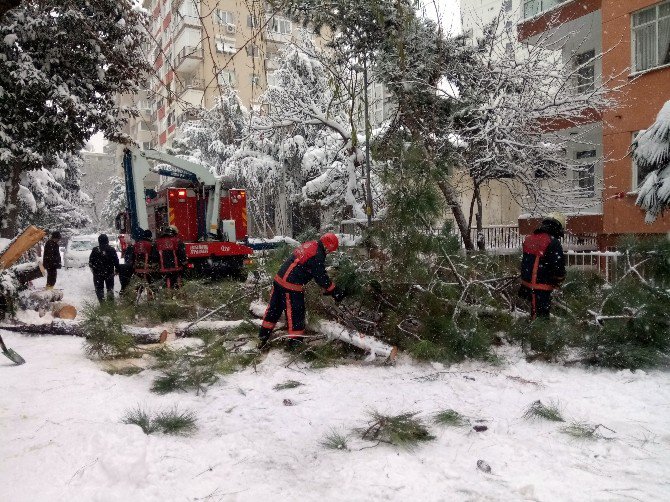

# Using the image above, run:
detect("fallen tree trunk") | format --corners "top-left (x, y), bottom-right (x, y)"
top-left (21, 289), bottom-right (64, 310)
top-left (0, 320), bottom-right (167, 344)
top-left (12, 261), bottom-right (44, 284)
top-left (313, 320), bottom-right (398, 362)
top-left (250, 301), bottom-right (397, 361)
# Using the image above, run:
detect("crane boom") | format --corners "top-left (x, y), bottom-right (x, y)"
top-left (123, 146), bottom-right (222, 239)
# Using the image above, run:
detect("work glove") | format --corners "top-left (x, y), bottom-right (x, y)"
top-left (331, 286), bottom-right (346, 302)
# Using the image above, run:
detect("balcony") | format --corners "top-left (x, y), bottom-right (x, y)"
top-left (176, 77), bottom-right (205, 95)
top-left (176, 108), bottom-right (204, 127)
top-left (518, 0), bottom-right (601, 42)
top-left (173, 45), bottom-right (204, 73)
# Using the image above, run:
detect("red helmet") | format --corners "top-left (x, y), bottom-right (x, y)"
top-left (320, 232), bottom-right (339, 253)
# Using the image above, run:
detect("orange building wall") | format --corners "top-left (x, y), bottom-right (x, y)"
top-left (601, 0), bottom-right (670, 234)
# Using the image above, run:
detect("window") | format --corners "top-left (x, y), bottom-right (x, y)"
top-left (246, 44), bottom-right (259, 57)
top-left (215, 37), bottom-right (236, 54)
top-left (575, 50), bottom-right (595, 93)
top-left (216, 10), bottom-right (234, 25)
top-left (632, 131), bottom-right (656, 188)
top-left (523, 0), bottom-right (568, 20)
top-left (167, 111), bottom-right (175, 127)
top-left (503, 0), bottom-right (512, 12)
top-left (142, 141), bottom-right (152, 150)
top-left (178, 0), bottom-right (198, 19)
top-left (266, 71), bottom-right (278, 87)
top-left (632, 1), bottom-right (670, 72)
top-left (576, 150), bottom-right (596, 197)
top-left (271, 17), bottom-right (292, 35)
top-left (247, 15), bottom-right (260, 28)
top-left (139, 121), bottom-right (152, 131)
top-left (218, 70), bottom-right (236, 87)
top-left (250, 73), bottom-right (260, 86)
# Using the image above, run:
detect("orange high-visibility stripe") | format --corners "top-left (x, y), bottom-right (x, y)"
top-left (287, 330), bottom-right (305, 337)
top-left (262, 320), bottom-right (275, 329)
top-left (325, 282), bottom-right (335, 293)
top-left (521, 280), bottom-right (553, 291)
top-left (286, 293), bottom-right (293, 333)
top-left (273, 274), bottom-right (304, 292)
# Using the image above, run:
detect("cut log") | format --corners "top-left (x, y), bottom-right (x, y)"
top-left (0, 226), bottom-right (46, 271)
top-left (250, 301), bottom-right (397, 361)
top-left (12, 261), bottom-right (44, 284)
top-left (22, 289), bottom-right (64, 310)
top-left (314, 320), bottom-right (398, 362)
top-left (51, 302), bottom-right (77, 320)
top-left (0, 320), bottom-right (167, 344)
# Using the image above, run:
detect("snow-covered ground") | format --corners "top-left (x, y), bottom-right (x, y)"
top-left (2, 269), bottom-right (670, 501)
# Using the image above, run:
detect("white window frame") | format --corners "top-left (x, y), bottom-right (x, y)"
top-left (575, 49), bottom-right (595, 94)
top-left (215, 10), bottom-right (234, 25)
top-left (218, 70), bottom-right (237, 87)
top-left (631, 1), bottom-right (670, 73)
top-left (271, 17), bottom-right (292, 35)
top-left (575, 149), bottom-right (597, 197)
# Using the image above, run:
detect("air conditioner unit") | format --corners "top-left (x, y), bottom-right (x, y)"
top-left (225, 23), bottom-right (236, 34)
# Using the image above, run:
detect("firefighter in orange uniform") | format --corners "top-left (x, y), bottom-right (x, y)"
top-left (259, 233), bottom-right (345, 349)
top-left (132, 229), bottom-right (158, 284)
top-left (519, 213), bottom-right (566, 319)
top-left (156, 225), bottom-right (187, 289)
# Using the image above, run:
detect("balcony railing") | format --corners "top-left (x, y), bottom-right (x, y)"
top-left (176, 77), bottom-right (205, 95)
top-left (174, 45), bottom-right (204, 70)
top-left (176, 108), bottom-right (204, 127)
top-left (522, 0), bottom-right (569, 20)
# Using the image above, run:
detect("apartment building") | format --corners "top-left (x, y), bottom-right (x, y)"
top-left (517, 0), bottom-right (670, 248)
top-left (461, 0), bottom-right (521, 46)
top-left (143, 0), bottom-right (303, 150)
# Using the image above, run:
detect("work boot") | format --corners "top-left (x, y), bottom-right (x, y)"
top-left (258, 327), bottom-right (272, 351)
top-left (286, 337), bottom-right (303, 351)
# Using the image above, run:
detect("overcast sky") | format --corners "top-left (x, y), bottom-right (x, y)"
top-left (424, 0), bottom-right (462, 35)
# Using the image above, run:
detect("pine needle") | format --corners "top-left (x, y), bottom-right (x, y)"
top-left (320, 428), bottom-right (349, 451)
top-left (433, 409), bottom-right (469, 427)
top-left (153, 408), bottom-right (198, 436)
top-left (523, 400), bottom-right (564, 422)
top-left (361, 411), bottom-right (435, 448)
top-left (560, 421), bottom-right (612, 439)
top-left (122, 407), bottom-right (158, 434)
top-left (122, 406), bottom-right (197, 436)
top-left (273, 380), bottom-right (303, 391)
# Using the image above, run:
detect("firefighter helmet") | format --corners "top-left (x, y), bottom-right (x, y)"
top-left (320, 232), bottom-right (339, 253)
top-left (169, 225), bottom-right (179, 236)
top-left (543, 212), bottom-right (566, 230)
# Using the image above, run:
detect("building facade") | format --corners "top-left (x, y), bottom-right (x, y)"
top-left (144, 0), bottom-right (307, 150)
top-left (518, 0), bottom-right (670, 248)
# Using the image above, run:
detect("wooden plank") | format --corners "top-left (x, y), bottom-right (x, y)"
top-left (0, 226), bottom-right (46, 270)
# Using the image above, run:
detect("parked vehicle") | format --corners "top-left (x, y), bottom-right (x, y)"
top-left (63, 235), bottom-right (97, 268)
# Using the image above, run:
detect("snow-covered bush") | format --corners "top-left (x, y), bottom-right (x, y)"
top-left (633, 100), bottom-right (670, 222)
top-left (100, 176), bottom-right (127, 230)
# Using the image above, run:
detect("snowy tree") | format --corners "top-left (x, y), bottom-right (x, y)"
top-left (0, 0), bottom-right (148, 237)
top-left (100, 176), bottom-right (127, 230)
top-left (17, 153), bottom-right (92, 231)
top-left (633, 100), bottom-right (670, 223)
top-left (257, 33), bottom-right (369, 222)
top-left (375, 9), bottom-right (616, 250)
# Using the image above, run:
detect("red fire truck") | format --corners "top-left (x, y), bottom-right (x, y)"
top-left (116, 147), bottom-right (253, 278)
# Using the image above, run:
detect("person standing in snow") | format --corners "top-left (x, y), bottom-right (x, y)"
top-left (518, 213), bottom-right (566, 319)
top-left (88, 234), bottom-right (120, 303)
top-left (43, 231), bottom-right (62, 290)
top-left (259, 233), bottom-right (346, 349)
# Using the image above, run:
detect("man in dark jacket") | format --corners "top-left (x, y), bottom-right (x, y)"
top-left (89, 234), bottom-right (120, 303)
top-left (519, 213), bottom-right (566, 319)
top-left (259, 233), bottom-right (345, 348)
top-left (43, 231), bottom-right (62, 289)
